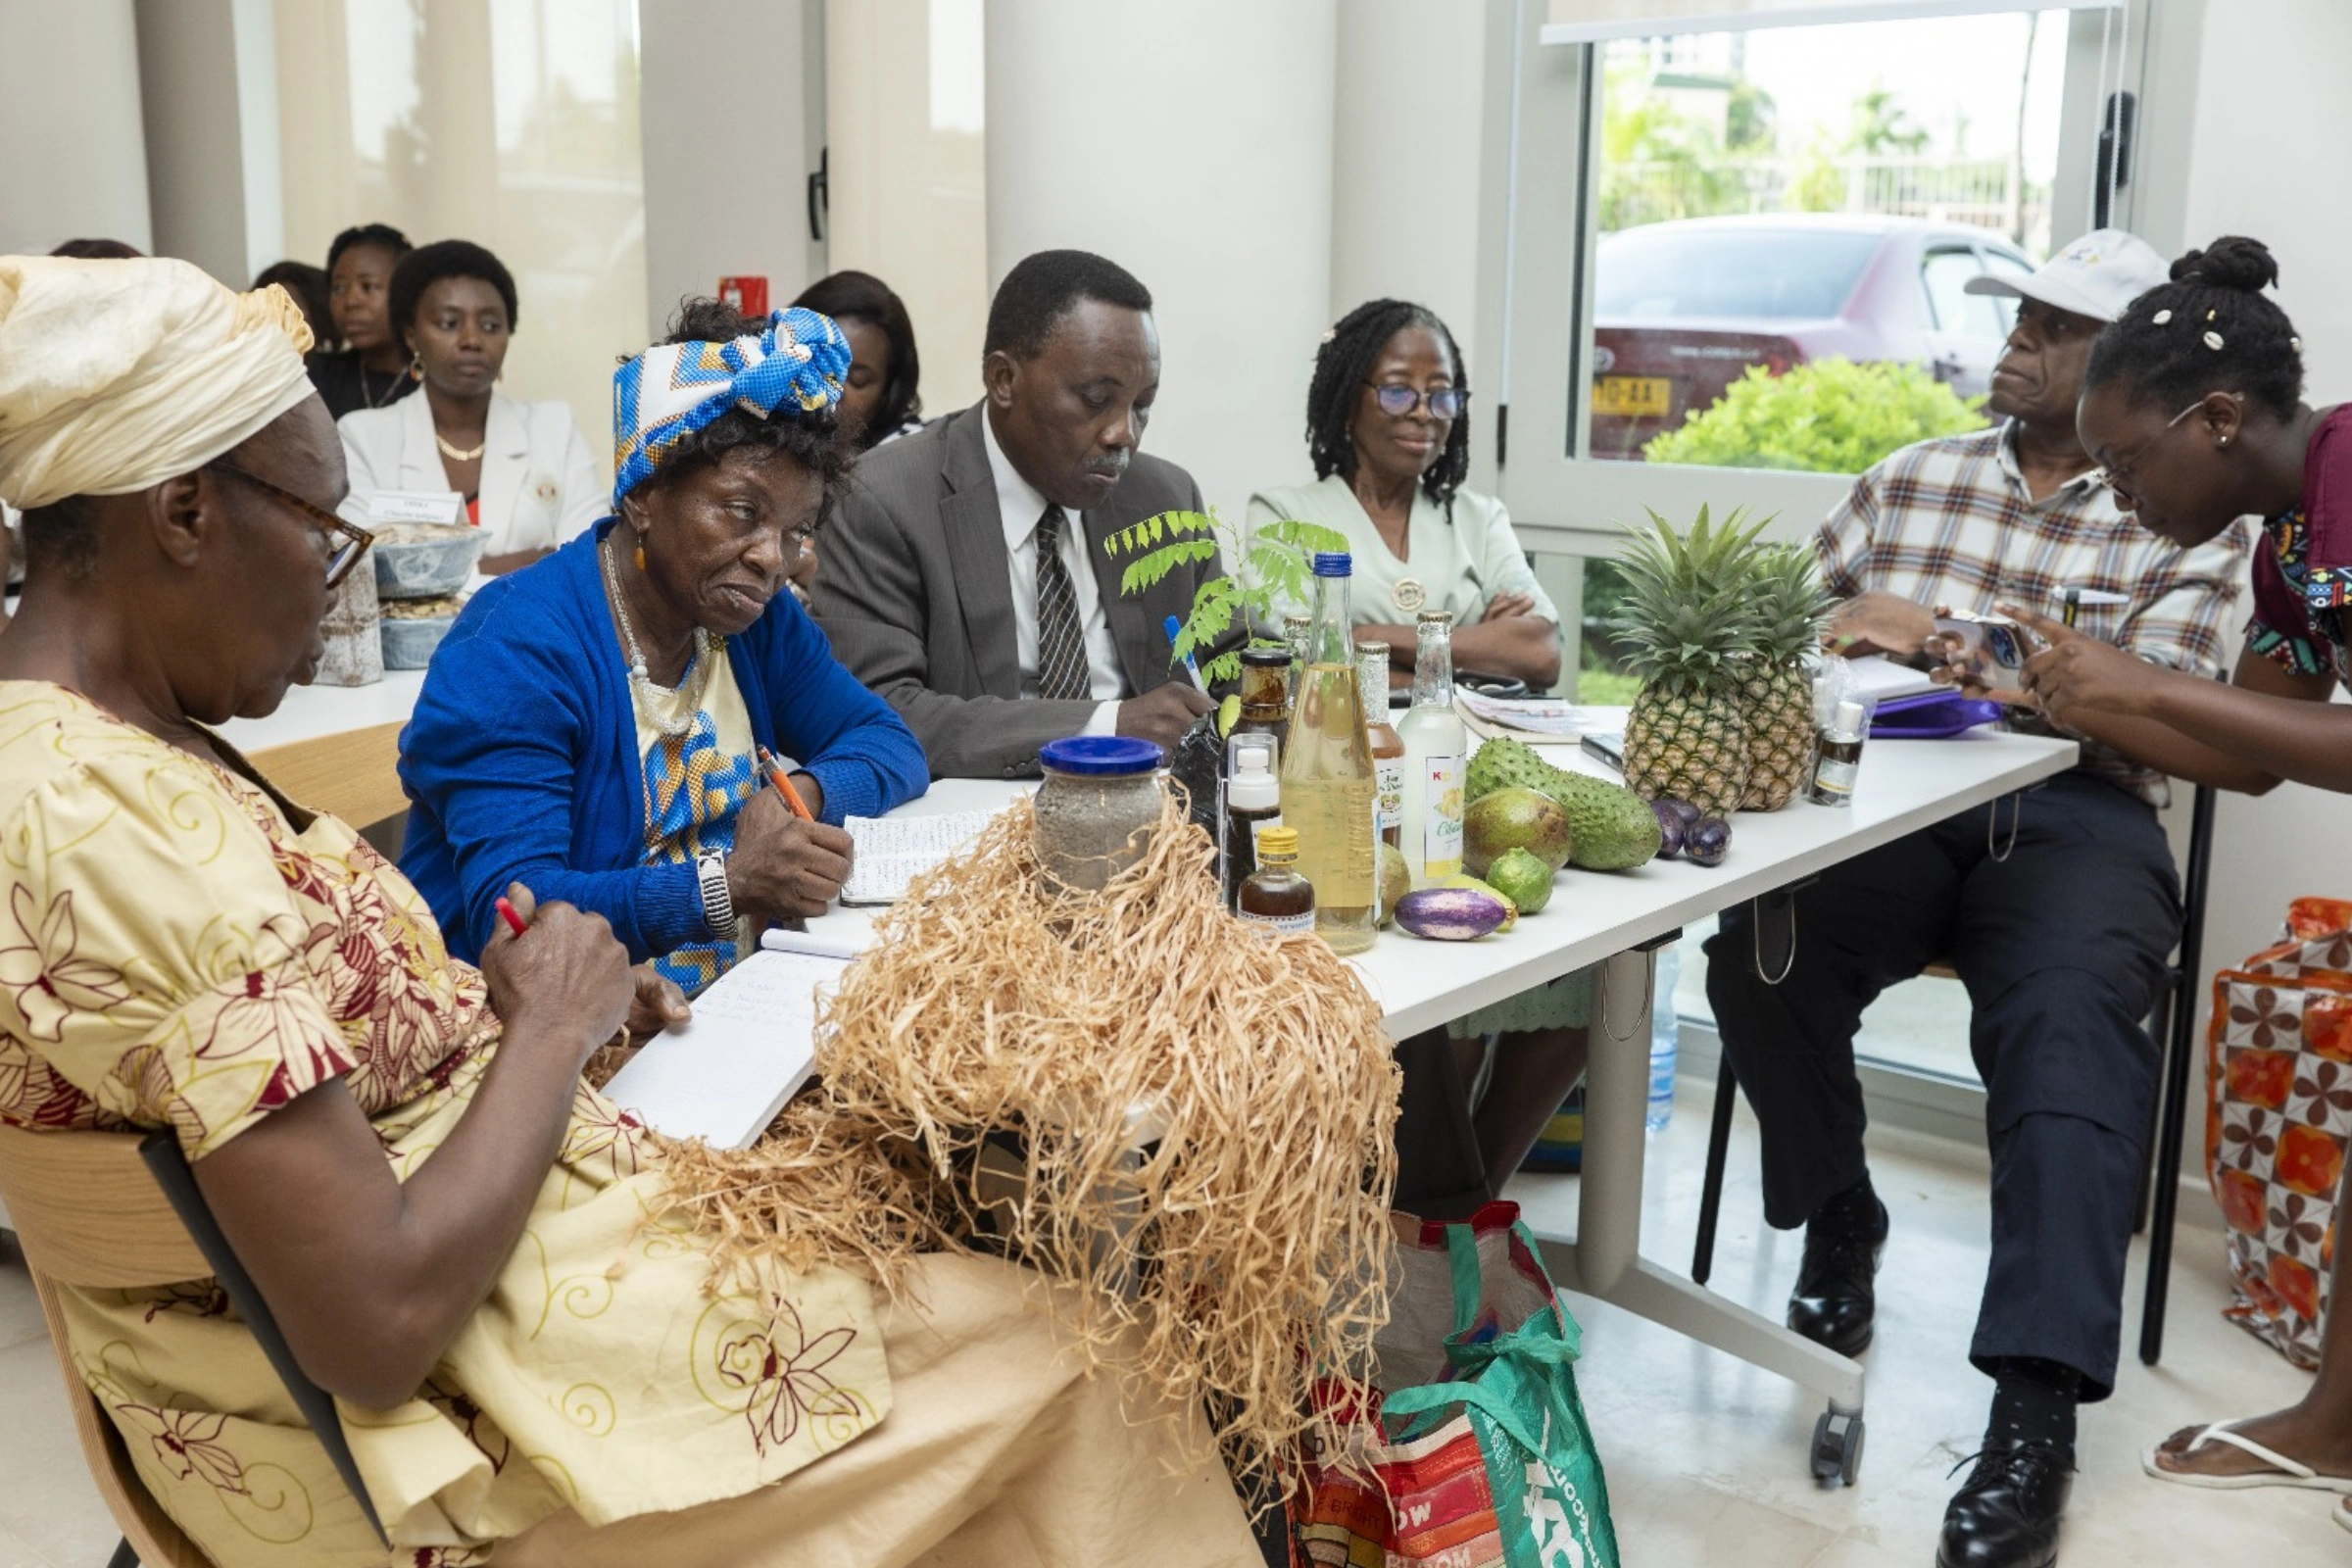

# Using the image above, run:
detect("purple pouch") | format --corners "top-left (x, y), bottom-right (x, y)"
top-left (1869, 689), bottom-right (2004, 739)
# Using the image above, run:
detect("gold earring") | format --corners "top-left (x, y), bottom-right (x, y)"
top-left (634, 545), bottom-right (647, 571)
top-left (408, 356), bottom-right (423, 381)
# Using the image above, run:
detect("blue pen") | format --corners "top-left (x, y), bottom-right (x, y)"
top-left (1164, 613), bottom-right (1205, 691)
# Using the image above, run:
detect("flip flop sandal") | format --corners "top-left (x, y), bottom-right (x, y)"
top-left (2140, 1422), bottom-right (2352, 1493)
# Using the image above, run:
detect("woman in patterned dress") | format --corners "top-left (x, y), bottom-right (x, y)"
top-left (0, 256), bottom-right (1260, 1567)
top-left (2002, 238), bottom-right (2352, 1524)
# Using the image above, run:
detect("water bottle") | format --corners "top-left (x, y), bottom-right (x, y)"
top-left (1646, 945), bottom-right (1680, 1133)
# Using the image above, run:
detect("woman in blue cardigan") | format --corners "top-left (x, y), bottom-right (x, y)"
top-left (400, 300), bottom-right (927, 992)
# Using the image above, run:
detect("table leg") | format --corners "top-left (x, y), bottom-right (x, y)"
top-left (1525, 944), bottom-right (1865, 1416)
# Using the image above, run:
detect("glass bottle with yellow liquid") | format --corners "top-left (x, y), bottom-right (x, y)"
top-left (1280, 552), bottom-right (1378, 955)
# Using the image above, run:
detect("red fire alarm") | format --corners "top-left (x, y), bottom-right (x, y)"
top-left (717, 275), bottom-right (770, 318)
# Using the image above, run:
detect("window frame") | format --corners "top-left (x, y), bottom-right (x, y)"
top-left (1469, 0), bottom-right (2189, 562)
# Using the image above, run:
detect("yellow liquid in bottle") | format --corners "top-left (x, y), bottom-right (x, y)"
top-left (1281, 661), bottom-right (1377, 955)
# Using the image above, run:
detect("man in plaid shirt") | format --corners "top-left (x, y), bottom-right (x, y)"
top-left (1705, 230), bottom-right (2249, 1568)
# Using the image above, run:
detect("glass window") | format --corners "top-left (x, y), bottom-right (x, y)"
top-left (1585, 12), bottom-right (2072, 474)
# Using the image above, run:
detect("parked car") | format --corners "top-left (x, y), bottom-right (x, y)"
top-left (1589, 214), bottom-right (2034, 460)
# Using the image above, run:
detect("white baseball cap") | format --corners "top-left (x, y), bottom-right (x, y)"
top-left (1964, 228), bottom-right (2170, 323)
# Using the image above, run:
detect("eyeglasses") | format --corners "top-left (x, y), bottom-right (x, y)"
top-left (209, 463), bottom-right (375, 588)
top-left (1363, 382), bottom-right (1468, 420)
top-left (2092, 392), bottom-right (2238, 505)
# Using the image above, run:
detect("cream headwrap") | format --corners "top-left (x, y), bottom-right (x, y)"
top-left (0, 255), bottom-right (317, 511)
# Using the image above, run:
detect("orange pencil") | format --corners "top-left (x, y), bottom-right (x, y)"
top-left (756, 745), bottom-right (815, 822)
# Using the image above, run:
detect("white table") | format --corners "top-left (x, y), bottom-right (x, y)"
top-left (812, 722), bottom-right (2078, 1478)
top-left (217, 670), bottom-right (427, 755)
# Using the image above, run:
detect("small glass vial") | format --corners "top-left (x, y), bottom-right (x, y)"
top-left (1807, 699), bottom-right (1868, 808)
top-left (1359, 642), bottom-right (1405, 853)
top-left (1236, 825), bottom-right (1315, 938)
top-left (1222, 733), bottom-right (1283, 910)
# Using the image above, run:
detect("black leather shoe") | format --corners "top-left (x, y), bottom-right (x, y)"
top-left (1786, 1194), bottom-right (1886, 1356)
top-left (1936, 1438), bottom-right (2074, 1568)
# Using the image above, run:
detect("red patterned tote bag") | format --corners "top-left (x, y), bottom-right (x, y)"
top-left (2205, 896), bottom-right (2352, 1367)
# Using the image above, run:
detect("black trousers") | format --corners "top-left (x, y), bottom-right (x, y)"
top-left (1704, 773), bottom-right (2180, 1399)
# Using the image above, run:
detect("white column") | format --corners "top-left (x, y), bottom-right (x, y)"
top-left (983, 0), bottom-right (1339, 517)
top-left (0, 0), bottom-right (152, 256)
top-left (1331, 0), bottom-right (1490, 349)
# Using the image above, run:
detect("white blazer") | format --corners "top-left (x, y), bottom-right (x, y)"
top-left (338, 389), bottom-right (605, 556)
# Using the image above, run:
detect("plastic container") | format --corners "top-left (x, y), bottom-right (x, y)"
top-left (1032, 735), bottom-right (1167, 894)
top-left (1646, 944), bottom-right (1681, 1133)
top-left (379, 599), bottom-right (462, 670)
top-left (371, 522), bottom-right (486, 600)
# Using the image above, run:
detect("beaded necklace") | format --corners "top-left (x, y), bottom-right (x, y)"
top-left (599, 531), bottom-right (721, 737)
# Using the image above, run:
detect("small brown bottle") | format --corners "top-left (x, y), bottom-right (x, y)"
top-left (1807, 699), bottom-right (1868, 808)
top-left (1237, 825), bottom-right (1315, 938)
top-left (1358, 642), bottom-right (1405, 852)
top-left (1231, 645), bottom-right (1293, 760)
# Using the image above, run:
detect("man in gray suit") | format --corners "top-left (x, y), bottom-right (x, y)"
top-left (812, 251), bottom-right (1231, 779)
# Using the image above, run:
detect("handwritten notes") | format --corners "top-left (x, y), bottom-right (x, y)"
top-left (840, 809), bottom-right (1000, 905)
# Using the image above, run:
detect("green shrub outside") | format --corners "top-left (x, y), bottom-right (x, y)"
top-left (1642, 356), bottom-right (1987, 475)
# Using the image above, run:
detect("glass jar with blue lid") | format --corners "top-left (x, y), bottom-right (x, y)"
top-left (1032, 736), bottom-right (1168, 894)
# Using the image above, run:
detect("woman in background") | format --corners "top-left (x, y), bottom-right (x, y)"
top-left (1249, 298), bottom-right (1561, 692)
top-left (791, 270), bottom-right (923, 449)
top-left (252, 259), bottom-right (332, 347)
top-left (307, 222), bottom-right (416, 419)
top-left (338, 238), bottom-right (603, 573)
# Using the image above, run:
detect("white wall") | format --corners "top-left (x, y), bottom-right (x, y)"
top-left (0, 0), bottom-right (153, 256)
top-left (1331, 1), bottom-right (1489, 355)
top-left (983, 0), bottom-right (1340, 518)
top-left (135, 0), bottom-right (282, 285)
top-left (2174, 0), bottom-right (2352, 1004)
top-left (641, 0), bottom-right (826, 333)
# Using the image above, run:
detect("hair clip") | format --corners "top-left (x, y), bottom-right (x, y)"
top-left (2203, 330), bottom-right (2226, 350)
top-left (2291, 336), bottom-right (2303, 352)
top-left (1320, 326), bottom-right (1338, 345)
top-left (2152, 309), bottom-right (2173, 324)
top-left (2206, 309), bottom-right (2218, 321)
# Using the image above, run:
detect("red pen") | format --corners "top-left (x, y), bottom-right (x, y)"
top-left (495, 896), bottom-right (529, 938)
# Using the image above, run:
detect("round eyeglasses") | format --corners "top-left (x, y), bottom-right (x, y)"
top-left (1364, 382), bottom-right (1467, 420)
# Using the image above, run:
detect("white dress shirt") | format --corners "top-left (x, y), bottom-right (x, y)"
top-left (980, 409), bottom-right (1124, 735)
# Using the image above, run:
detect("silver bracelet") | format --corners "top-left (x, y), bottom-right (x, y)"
top-left (696, 851), bottom-right (738, 940)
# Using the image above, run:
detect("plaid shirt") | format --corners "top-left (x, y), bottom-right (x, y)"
top-left (1820, 423), bottom-right (2250, 808)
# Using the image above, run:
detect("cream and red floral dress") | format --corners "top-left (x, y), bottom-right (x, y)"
top-left (0, 685), bottom-right (889, 1567)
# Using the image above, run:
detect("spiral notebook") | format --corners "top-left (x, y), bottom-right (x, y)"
top-left (599, 929), bottom-right (859, 1149)
top-left (840, 809), bottom-right (999, 905)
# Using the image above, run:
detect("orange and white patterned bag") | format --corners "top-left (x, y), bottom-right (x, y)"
top-left (2205, 896), bottom-right (2352, 1367)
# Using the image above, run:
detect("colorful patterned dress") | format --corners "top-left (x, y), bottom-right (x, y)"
top-left (2247, 504), bottom-right (2352, 692)
top-left (624, 639), bottom-right (762, 996)
top-left (0, 684), bottom-right (888, 1567)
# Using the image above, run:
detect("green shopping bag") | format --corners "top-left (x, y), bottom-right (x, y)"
top-left (1295, 1202), bottom-right (1620, 1568)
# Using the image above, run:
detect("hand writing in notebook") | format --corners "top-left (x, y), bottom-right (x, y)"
top-left (728, 783), bottom-right (857, 924)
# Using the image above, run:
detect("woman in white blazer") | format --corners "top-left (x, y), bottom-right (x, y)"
top-left (338, 239), bottom-right (604, 573)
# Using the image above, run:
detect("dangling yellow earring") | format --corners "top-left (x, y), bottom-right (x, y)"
top-left (634, 544), bottom-right (647, 571)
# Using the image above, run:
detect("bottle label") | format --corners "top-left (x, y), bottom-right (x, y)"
top-left (1239, 909), bottom-right (1316, 940)
top-left (1810, 756), bottom-right (1859, 806)
top-left (1420, 755), bottom-right (1464, 877)
top-left (1373, 759), bottom-right (1403, 833)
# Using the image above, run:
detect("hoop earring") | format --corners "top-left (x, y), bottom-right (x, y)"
top-left (408, 356), bottom-right (424, 382)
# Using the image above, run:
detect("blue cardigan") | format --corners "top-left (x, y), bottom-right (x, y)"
top-left (398, 522), bottom-right (928, 963)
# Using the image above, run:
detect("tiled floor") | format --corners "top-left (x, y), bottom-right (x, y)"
top-left (0, 1085), bottom-right (2336, 1566)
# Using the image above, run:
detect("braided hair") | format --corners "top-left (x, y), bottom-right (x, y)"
top-left (2083, 236), bottom-right (2305, 420)
top-left (1306, 299), bottom-right (1470, 512)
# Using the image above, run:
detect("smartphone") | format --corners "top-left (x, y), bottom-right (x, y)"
top-left (1582, 732), bottom-right (1626, 771)
top-left (1933, 613), bottom-right (2038, 691)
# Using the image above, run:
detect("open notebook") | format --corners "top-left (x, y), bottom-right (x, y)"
top-left (840, 809), bottom-right (1000, 905)
top-left (599, 928), bottom-right (858, 1149)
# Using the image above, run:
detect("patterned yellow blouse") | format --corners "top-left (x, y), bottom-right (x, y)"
top-left (0, 685), bottom-right (888, 1568)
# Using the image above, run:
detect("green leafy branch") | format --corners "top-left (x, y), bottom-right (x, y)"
top-left (1102, 508), bottom-right (1349, 686)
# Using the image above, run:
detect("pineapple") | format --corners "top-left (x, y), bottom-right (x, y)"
top-left (1610, 508), bottom-right (1768, 819)
top-left (1736, 544), bottom-right (1837, 811)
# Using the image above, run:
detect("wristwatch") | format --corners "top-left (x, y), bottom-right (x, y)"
top-left (695, 852), bottom-right (738, 940)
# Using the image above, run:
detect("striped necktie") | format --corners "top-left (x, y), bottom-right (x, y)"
top-left (1033, 504), bottom-right (1090, 701)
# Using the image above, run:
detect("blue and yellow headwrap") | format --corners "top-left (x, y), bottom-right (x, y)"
top-left (611, 306), bottom-right (852, 510)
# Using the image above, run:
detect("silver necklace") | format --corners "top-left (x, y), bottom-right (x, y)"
top-left (599, 532), bottom-right (719, 736)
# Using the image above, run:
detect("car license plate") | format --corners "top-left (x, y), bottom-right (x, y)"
top-left (1592, 375), bottom-right (1672, 417)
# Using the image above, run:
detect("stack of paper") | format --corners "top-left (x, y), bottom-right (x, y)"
top-left (1453, 690), bottom-right (1592, 739)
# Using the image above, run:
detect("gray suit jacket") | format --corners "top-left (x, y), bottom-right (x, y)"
top-left (812, 404), bottom-right (1236, 778)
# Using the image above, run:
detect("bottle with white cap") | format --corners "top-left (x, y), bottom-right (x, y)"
top-left (1807, 698), bottom-right (1869, 808)
top-left (1221, 733), bottom-right (1283, 910)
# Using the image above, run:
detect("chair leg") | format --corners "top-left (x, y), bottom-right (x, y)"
top-left (1691, 1053), bottom-right (1739, 1286)
top-left (2141, 783), bottom-right (2220, 1366)
top-left (2133, 974), bottom-right (2180, 1236)
top-left (107, 1538), bottom-right (139, 1568)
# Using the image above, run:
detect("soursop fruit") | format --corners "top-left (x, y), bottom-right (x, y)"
top-left (1464, 735), bottom-right (1662, 871)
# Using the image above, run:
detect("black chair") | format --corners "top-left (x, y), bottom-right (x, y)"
top-left (1690, 783), bottom-right (2219, 1367)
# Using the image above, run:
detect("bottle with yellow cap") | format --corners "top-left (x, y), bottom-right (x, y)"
top-left (1235, 825), bottom-right (1315, 939)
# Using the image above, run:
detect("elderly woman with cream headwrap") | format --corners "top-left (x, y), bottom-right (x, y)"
top-left (0, 259), bottom-right (1261, 1568)
top-left (397, 299), bottom-right (927, 996)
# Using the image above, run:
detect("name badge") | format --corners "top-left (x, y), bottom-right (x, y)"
top-left (365, 490), bottom-right (466, 526)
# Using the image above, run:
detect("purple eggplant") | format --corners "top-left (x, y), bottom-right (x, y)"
top-left (1394, 886), bottom-right (1512, 941)
top-left (1649, 800), bottom-right (1687, 859)
top-left (1657, 797), bottom-right (1703, 829)
top-left (1686, 816), bottom-right (1731, 867)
